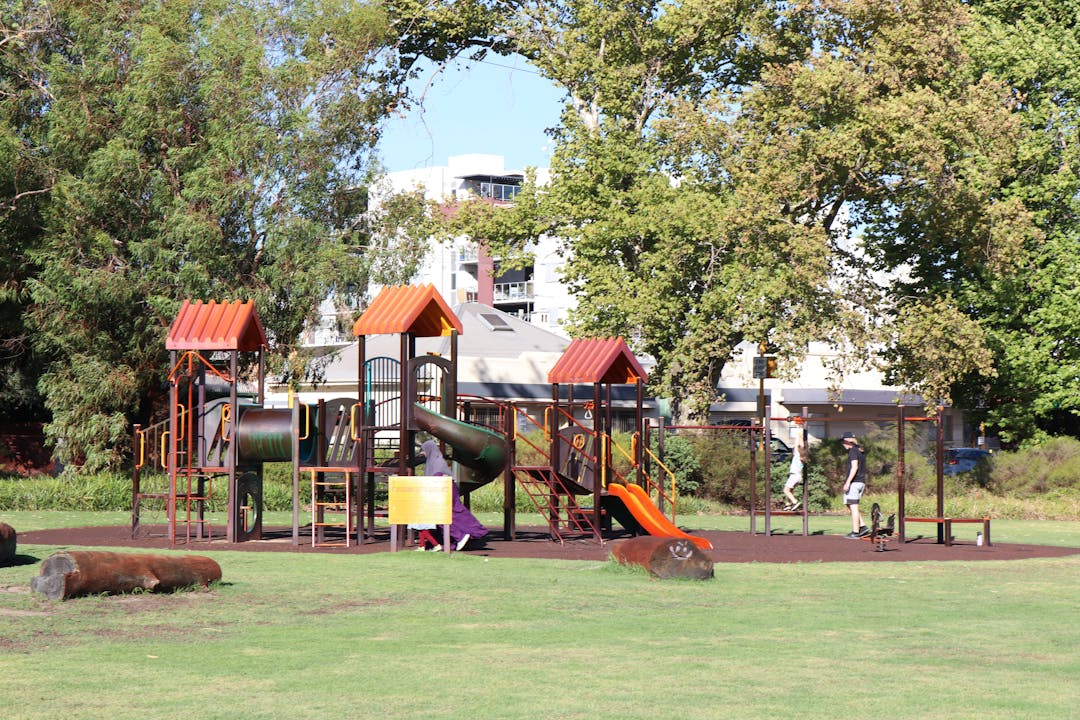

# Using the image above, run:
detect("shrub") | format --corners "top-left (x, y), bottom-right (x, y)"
top-left (647, 432), bottom-right (702, 496)
top-left (465, 480), bottom-right (535, 514)
top-left (0, 472), bottom-right (131, 511)
top-left (679, 432), bottom-right (751, 503)
top-left (988, 437), bottom-right (1080, 495)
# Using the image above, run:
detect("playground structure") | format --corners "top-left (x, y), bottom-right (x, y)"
top-left (651, 407), bottom-right (991, 546)
top-left (132, 286), bottom-right (710, 549)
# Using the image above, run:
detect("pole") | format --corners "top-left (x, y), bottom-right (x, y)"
top-left (897, 405), bottom-right (906, 544)
top-left (764, 416), bottom-right (772, 538)
top-left (936, 410), bottom-right (945, 544)
top-left (801, 406), bottom-right (809, 537)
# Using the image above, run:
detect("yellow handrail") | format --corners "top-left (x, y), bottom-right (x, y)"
top-left (175, 404), bottom-right (187, 440)
top-left (350, 402), bottom-right (360, 441)
top-left (642, 445), bottom-right (678, 521)
top-left (298, 402), bottom-right (310, 441)
top-left (135, 430), bottom-right (146, 469)
top-left (220, 403), bottom-right (232, 441)
top-left (160, 431), bottom-right (170, 470)
top-left (600, 433), bottom-right (607, 489)
top-left (604, 433), bottom-right (643, 491)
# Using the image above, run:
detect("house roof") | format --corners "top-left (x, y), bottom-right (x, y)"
top-left (548, 337), bottom-right (648, 385)
top-left (459, 381), bottom-right (652, 407)
top-left (288, 304), bottom-right (573, 391)
top-left (165, 300), bottom-right (267, 352)
top-left (353, 284), bottom-right (463, 338)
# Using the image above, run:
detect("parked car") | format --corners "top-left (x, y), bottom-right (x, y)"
top-left (943, 447), bottom-right (992, 475)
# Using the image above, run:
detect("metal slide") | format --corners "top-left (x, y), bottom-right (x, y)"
top-left (607, 483), bottom-right (713, 550)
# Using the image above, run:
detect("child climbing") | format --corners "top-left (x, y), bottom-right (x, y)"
top-left (782, 435), bottom-right (810, 511)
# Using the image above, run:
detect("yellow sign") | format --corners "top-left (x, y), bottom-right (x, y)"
top-left (388, 476), bottom-right (453, 525)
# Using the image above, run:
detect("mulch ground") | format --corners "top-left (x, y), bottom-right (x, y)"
top-left (16, 522), bottom-right (1080, 564)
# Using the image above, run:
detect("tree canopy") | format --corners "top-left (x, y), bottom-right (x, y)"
top-left (442, 0), bottom-right (1077, 443)
top-left (1, 0), bottom-right (441, 469)
top-left (4, 0), bottom-right (1080, 467)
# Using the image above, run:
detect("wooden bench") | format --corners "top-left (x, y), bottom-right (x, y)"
top-left (904, 516), bottom-right (991, 546)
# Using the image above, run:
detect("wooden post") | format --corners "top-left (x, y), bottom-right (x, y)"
top-left (30, 551), bottom-right (222, 601)
top-left (897, 405), bottom-right (907, 544)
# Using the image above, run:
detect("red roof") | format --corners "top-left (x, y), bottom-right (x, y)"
top-left (548, 337), bottom-right (648, 384)
top-left (353, 284), bottom-right (463, 337)
top-left (165, 300), bottom-right (267, 352)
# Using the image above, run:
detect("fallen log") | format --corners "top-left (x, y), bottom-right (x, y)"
top-left (611, 536), bottom-right (714, 580)
top-left (30, 550), bottom-right (222, 601)
top-left (0, 522), bottom-right (15, 566)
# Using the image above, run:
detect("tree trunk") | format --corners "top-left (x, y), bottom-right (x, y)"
top-left (611, 536), bottom-right (714, 579)
top-left (0, 522), bottom-right (15, 566)
top-left (30, 550), bottom-right (222, 600)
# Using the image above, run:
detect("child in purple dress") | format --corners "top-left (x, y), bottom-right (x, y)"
top-left (419, 439), bottom-right (488, 550)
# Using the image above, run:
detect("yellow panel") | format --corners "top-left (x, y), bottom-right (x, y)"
top-left (388, 476), bottom-right (453, 525)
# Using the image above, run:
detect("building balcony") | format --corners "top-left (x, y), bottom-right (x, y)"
top-left (457, 244), bottom-right (479, 266)
top-left (479, 181), bottom-right (522, 202)
top-left (493, 281), bottom-right (533, 303)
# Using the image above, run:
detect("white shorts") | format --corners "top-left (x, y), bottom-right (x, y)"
top-left (844, 482), bottom-right (865, 505)
top-left (784, 473), bottom-right (802, 490)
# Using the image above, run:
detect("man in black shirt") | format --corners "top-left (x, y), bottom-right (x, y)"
top-left (841, 432), bottom-right (869, 539)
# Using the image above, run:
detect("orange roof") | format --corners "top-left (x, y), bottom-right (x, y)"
top-left (353, 284), bottom-right (463, 337)
top-left (548, 337), bottom-right (648, 384)
top-left (165, 300), bottom-right (267, 352)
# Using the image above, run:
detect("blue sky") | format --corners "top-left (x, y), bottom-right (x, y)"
top-left (377, 56), bottom-right (565, 173)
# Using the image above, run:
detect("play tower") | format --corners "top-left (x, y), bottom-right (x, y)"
top-left (133, 300), bottom-right (271, 544)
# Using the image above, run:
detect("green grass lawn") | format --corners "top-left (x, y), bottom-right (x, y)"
top-left (2, 512), bottom-right (1080, 719)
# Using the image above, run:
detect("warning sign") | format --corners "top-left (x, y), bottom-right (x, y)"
top-left (388, 476), bottom-right (453, 525)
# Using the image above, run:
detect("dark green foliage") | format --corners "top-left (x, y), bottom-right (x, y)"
top-left (1, 0), bottom-right (441, 471)
top-left (0, 472), bottom-right (133, 510)
top-left (647, 432), bottom-right (702, 496)
top-left (681, 432), bottom-right (753, 505)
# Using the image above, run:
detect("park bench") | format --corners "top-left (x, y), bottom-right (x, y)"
top-left (904, 516), bottom-right (991, 546)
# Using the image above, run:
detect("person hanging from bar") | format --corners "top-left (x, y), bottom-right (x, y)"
top-left (782, 435), bottom-right (809, 511)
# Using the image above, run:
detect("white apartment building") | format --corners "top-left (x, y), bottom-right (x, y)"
top-left (383, 154), bottom-right (575, 338)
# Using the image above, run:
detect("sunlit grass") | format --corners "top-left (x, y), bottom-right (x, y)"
top-left (1, 544), bottom-right (1078, 720)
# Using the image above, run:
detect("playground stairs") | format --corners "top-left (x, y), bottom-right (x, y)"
top-left (513, 465), bottom-right (602, 544)
top-left (305, 468), bottom-right (354, 548)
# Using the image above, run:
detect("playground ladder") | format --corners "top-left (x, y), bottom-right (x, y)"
top-left (173, 467), bottom-right (216, 543)
top-left (513, 466), bottom-right (602, 544)
top-left (308, 469), bottom-right (353, 548)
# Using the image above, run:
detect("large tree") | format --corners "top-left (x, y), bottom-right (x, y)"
top-left (1, 0), bottom-right (438, 470)
top-left (445, 0), bottom-right (1032, 422)
top-left (0, 2), bottom-right (51, 423)
top-left (924, 0), bottom-right (1080, 444)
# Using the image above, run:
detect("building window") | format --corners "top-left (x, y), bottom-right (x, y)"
top-left (479, 182), bottom-right (522, 202)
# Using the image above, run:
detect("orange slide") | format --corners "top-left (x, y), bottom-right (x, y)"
top-left (607, 483), bottom-right (713, 550)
